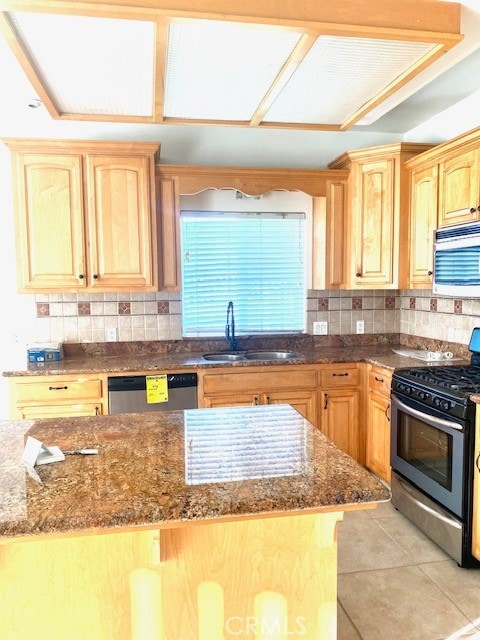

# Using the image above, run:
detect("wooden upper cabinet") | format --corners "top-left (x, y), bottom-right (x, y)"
top-left (438, 147), bottom-right (480, 228)
top-left (85, 154), bottom-right (155, 290)
top-left (408, 164), bottom-right (438, 288)
top-left (4, 139), bottom-right (160, 293)
top-left (329, 143), bottom-right (433, 289)
top-left (353, 158), bottom-right (395, 287)
top-left (11, 153), bottom-right (86, 291)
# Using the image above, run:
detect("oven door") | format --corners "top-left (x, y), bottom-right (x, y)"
top-left (391, 393), bottom-right (465, 518)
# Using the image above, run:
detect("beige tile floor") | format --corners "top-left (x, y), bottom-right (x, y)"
top-left (337, 501), bottom-right (480, 640)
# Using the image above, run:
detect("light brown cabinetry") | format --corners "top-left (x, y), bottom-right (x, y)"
top-left (366, 366), bottom-right (392, 483)
top-left (9, 374), bottom-right (106, 419)
top-left (200, 367), bottom-right (318, 425)
top-left (438, 147), bottom-right (480, 228)
top-left (407, 164), bottom-right (438, 288)
top-left (329, 143), bottom-right (433, 289)
top-left (3, 139), bottom-right (160, 293)
top-left (319, 364), bottom-right (362, 462)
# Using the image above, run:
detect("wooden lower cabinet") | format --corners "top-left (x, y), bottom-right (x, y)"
top-left (201, 367), bottom-right (318, 426)
top-left (318, 364), bottom-right (362, 463)
top-left (366, 366), bottom-right (392, 483)
top-left (320, 388), bottom-right (360, 461)
top-left (9, 374), bottom-right (106, 419)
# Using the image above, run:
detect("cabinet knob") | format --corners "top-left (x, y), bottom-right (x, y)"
top-left (93, 274), bottom-right (99, 279)
top-left (356, 272), bottom-right (362, 278)
top-left (78, 274), bottom-right (85, 279)
top-left (470, 207), bottom-right (476, 213)
top-left (476, 453), bottom-right (480, 472)
top-left (428, 270), bottom-right (433, 276)
top-left (477, 205), bottom-right (480, 212)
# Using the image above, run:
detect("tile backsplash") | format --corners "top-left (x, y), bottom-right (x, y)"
top-left (30, 289), bottom-right (480, 347)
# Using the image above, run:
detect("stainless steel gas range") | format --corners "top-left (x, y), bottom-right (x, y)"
top-left (391, 329), bottom-right (480, 568)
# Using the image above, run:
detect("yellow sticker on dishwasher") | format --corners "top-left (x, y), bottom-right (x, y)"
top-left (146, 375), bottom-right (169, 404)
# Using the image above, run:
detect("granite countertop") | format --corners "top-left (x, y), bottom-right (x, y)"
top-left (0, 404), bottom-right (390, 541)
top-left (2, 344), bottom-right (470, 377)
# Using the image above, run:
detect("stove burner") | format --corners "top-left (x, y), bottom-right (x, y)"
top-left (407, 365), bottom-right (480, 395)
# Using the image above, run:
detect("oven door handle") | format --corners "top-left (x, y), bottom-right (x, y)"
top-left (392, 395), bottom-right (463, 431)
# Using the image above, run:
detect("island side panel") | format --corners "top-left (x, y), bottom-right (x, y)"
top-left (0, 530), bottom-right (158, 640)
top-left (157, 511), bottom-right (343, 640)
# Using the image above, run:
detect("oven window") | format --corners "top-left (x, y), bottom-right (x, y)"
top-left (397, 415), bottom-right (453, 490)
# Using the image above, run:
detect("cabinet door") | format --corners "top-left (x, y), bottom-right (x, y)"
top-left (353, 159), bottom-right (395, 287)
top-left (409, 165), bottom-right (438, 288)
top-left (85, 154), bottom-right (155, 290)
top-left (12, 153), bottom-right (86, 291)
top-left (321, 389), bottom-right (360, 461)
top-left (263, 390), bottom-right (317, 425)
top-left (366, 393), bottom-right (391, 483)
top-left (438, 148), bottom-right (480, 227)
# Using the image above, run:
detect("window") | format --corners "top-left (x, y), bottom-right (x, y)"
top-left (181, 211), bottom-right (305, 337)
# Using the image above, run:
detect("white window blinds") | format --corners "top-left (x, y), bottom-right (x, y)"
top-left (180, 211), bottom-right (305, 337)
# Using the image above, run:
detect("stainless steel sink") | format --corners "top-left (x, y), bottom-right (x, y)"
top-left (243, 351), bottom-right (303, 360)
top-left (203, 352), bottom-right (246, 361)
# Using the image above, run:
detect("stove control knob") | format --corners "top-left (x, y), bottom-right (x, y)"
top-left (433, 397), bottom-right (441, 407)
top-left (418, 391), bottom-right (426, 400)
top-left (398, 383), bottom-right (405, 392)
top-left (405, 386), bottom-right (413, 394)
top-left (441, 400), bottom-right (451, 411)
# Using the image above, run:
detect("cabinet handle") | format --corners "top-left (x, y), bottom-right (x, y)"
top-left (253, 396), bottom-right (259, 405)
top-left (95, 406), bottom-right (100, 416)
top-left (265, 395), bottom-right (271, 404)
top-left (333, 372), bottom-right (349, 377)
top-left (374, 376), bottom-right (384, 383)
top-left (78, 274), bottom-right (85, 280)
top-left (385, 404), bottom-right (391, 422)
top-left (324, 393), bottom-right (328, 409)
top-left (476, 453), bottom-right (480, 472)
top-left (49, 385), bottom-right (68, 391)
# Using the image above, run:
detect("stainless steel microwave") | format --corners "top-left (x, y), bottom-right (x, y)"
top-left (433, 221), bottom-right (480, 296)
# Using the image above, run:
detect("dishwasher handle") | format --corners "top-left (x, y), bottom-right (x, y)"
top-left (108, 373), bottom-right (197, 392)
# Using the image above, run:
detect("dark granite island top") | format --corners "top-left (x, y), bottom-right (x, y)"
top-left (0, 404), bottom-right (389, 540)
top-left (0, 404), bottom-right (390, 640)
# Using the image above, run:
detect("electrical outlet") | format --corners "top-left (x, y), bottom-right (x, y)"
top-left (106, 328), bottom-right (118, 342)
top-left (356, 320), bottom-right (365, 334)
top-left (313, 321), bottom-right (328, 335)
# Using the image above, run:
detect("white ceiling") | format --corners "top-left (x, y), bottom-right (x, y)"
top-left (0, 1), bottom-right (480, 168)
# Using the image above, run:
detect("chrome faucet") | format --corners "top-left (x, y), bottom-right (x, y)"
top-left (225, 301), bottom-right (238, 351)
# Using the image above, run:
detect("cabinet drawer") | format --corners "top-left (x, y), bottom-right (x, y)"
top-left (368, 368), bottom-right (392, 397)
top-left (15, 377), bottom-right (103, 404)
top-left (319, 366), bottom-right (359, 387)
top-left (203, 369), bottom-right (317, 394)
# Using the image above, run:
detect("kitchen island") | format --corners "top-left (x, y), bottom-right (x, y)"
top-left (0, 404), bottom-right (390, 640)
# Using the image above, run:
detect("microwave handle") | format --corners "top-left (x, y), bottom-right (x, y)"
top-left (392, 395), bottom-right (463, 431)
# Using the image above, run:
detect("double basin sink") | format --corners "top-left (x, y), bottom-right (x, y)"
top-left (203, 351), bottom-right (303, 362)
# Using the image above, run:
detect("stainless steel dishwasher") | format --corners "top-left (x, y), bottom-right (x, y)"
top-left (107, 373), bottom-right (198, 414)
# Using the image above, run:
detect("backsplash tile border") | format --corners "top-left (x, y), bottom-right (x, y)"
top-left (29, 289), bottom-right (480, 347)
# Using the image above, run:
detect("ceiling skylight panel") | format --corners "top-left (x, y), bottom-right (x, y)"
top-left (263, 36), bottom-right (437, 125)
top-left (8, 12), bottom-right (155, 116)
top-left (164, 20), bottom-right (302, 121)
